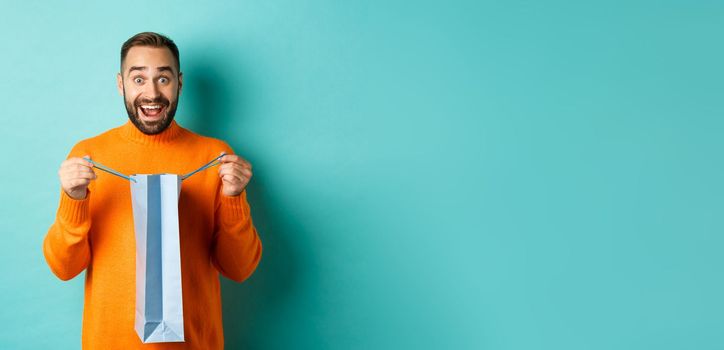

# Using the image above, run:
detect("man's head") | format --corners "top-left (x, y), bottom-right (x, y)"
top-left (117, 32), bottom-right (182, 135)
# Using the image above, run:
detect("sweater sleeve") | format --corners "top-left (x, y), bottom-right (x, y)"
top-left (43, 143), bottom-right (92, 281)
top-left (43, 187), bottom-right (92, 281)
top-left (211, 188), bottom-right (263, 282)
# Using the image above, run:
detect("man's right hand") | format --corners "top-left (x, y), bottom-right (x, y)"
top-left (59, 155), bottom-right (97, 200)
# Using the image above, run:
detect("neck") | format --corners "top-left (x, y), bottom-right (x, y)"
top-left (120, 118), bottom-right (184, 146)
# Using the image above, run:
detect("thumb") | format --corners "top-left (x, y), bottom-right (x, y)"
top-left (83, 155), bottom-right (94, 168)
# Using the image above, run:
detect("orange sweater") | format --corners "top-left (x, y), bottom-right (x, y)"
top-left (43, 120), bottom-right (262, 349)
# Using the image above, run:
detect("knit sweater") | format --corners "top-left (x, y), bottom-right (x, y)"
top-left (43, 119), bottom-right (262, 349)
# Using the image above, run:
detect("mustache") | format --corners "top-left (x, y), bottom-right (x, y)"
top-left (134, 96), bottom-right (170, 107)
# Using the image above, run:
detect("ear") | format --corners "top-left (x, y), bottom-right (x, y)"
top-left (178, 72), bottom-right (183, 95)
top-left (116, 73), bottom-right (124, 96)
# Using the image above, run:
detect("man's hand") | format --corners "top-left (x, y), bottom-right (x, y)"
top-left (218, 153), bottom-right (253, 196)
top-left (59, 155), bottom-right (97, 200)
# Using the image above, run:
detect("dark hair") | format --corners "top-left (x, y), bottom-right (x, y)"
top-left (120, 32), bottom-right (180, 73)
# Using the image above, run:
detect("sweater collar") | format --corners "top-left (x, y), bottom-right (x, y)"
top-left (119, 118), bottom-right (185, 146)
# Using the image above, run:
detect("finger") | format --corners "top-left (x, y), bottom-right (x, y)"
top-left (61, 161), bottom-right (89, 173)
top-left (221, 173), bottom-right (241, 183)
top-left (233, 156), bottom-right (251, 169)
top-left (228, 168), bottom-right (250, 182)
top-left (73, 171), bottom-right (97, 180)
top-left (220, 154), bottom-right (239, 163)
top-left (60, 165), bottom-right (97, 177)
top-left (220, 154), bottom-right (251, 169)
top-left (68, 178), bottom-right (92, 188)
top-left (219, 170), bottom-right (248, 186)
top-left (221, 175), bottom-right (244, 188)
top-left (65, 157), bottom-right (94, 169)
top-left (219, 167), bottom-right (246, 181)
top-left (218, 162), bottom-right (246, 176)
top-left (62, 170), bottom-right (97, 180)
top-left (230, 163), bottom-right (252, 175)
top-left (64, 163), bottom-right (95, 172)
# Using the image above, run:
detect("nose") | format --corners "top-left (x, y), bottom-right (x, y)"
top-left (144, 80), bottom-right (161, 100)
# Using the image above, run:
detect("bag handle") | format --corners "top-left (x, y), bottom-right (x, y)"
top-left (181, 152), bottom-right (225, 180)
top-left (83, 157), bottom-right (137, 183)
top-left (82, 152), bottom-right (227, 183)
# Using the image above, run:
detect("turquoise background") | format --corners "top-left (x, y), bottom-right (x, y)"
top-left (1, 0), bottom-right (722, 349)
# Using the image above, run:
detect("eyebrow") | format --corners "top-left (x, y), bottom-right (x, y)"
top-left (127, 66), bottom-right (176, 75)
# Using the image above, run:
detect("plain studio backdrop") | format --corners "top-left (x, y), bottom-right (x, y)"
top-left (0, 1), bottom-right (722, 349)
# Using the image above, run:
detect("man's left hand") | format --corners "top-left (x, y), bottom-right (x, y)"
top-left (218, 153), bottom-right (253, 196)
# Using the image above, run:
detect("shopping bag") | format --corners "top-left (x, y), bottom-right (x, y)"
top-left (130, 174), bottom-right (184, 343)
top-left (83, 154), bottom-right (225, 344)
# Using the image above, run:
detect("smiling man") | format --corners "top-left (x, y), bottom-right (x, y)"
top-left (42, 32), bottom-right (262, 349)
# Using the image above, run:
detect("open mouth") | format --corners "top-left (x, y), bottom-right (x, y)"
top-left (138, 104), bottom-right (166, 121)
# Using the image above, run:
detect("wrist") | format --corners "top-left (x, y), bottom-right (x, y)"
top-left (65, 188), bottom-right (89, 200)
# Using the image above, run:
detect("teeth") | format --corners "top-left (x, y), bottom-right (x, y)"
top-left (141, 105), bottom-right (161, 109)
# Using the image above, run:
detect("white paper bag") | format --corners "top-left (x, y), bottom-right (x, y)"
top-left (130, 174), bottom-right (185, 343)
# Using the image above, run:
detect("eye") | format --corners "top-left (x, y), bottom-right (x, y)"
top-left (159, 77), bottom-right (169, 84)
top-left (133, 77), bottom-right (144, 84)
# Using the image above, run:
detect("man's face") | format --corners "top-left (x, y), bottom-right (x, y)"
top-left (117, 46), bottom-right (183, 135)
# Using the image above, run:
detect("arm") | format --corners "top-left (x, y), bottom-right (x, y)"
top-left (211, 189), bottom-right (263, 282)
top-left (43, 144), bottom-right (96, 281)
top-left (210, 147), bottom-right (262, 282)
top-left (43, 189), bottom-right (92, 281)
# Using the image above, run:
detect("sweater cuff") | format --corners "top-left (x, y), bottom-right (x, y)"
top-left (57, 188), bottom-right (91, 227)
top-left (219, 189), bottom-right (248, 222)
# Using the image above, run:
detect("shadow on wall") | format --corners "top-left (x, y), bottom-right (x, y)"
top-left (183, 51), bottom-right (302, 348)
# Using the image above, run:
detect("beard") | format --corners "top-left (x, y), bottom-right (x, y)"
top-left (123, 86), bottom-right (179, 135)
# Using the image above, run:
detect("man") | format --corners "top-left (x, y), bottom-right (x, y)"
top-left (43, 32), bottom-right (262, 349)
